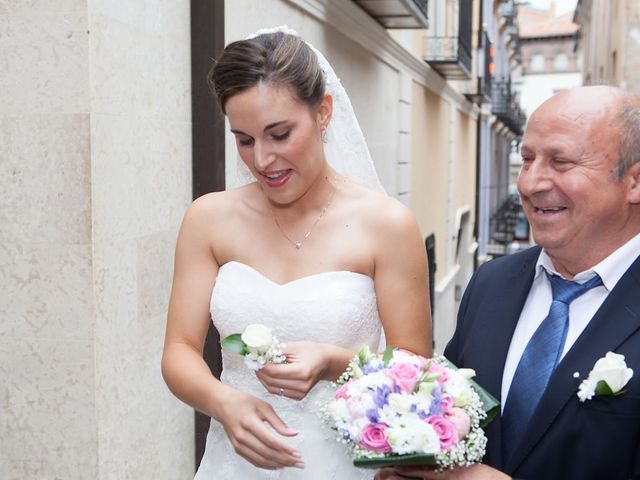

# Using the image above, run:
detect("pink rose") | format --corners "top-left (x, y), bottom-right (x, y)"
top-left (358, 423), bottom-right (391, 453)
top-left (439, 395), bottom-right (454, 414)
top-left (426, 415), bottom-right (459, 450)
top-left (335, 383), bottom-right (350, 400)
top-left (426, 362), bottom-right (450, 384)
top-left (447, 407), bottom-right (471, 439)
top-left (388, 363), bottom-right (422, 394)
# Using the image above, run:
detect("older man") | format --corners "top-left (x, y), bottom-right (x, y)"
top-left (377, 86), bottom-right (640, 480)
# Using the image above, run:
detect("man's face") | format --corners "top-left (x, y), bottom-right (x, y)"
top-left (517, 91), bottom-right (632, 274)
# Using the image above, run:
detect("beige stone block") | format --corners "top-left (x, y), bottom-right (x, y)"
top-left (160, 34), bottom-right (192, 122)
top-left (0, 12), bottom-right (89, 114)
top-left (0, 0), bottom-right (85, 14)
top-left (89, 14), bottom-right (164, 116)
top-left (88, 0), bottom-right (190, 38)
top-left (93, 238), bottom-right (137, 336)
top-left (137, 230), bottom-right (176, 320)
top-left (0, 240), bottom-right (93, 340)
top-left (88, 11), bottom-right (190, 120)
top-left (91, 113), bottom-right (191, 241)
top-left (0, 114), bottom-right (91, 245)
top-left (0, 338), bottom-right (97, 479)
top-left (95, 310), bottom-right (193, 479)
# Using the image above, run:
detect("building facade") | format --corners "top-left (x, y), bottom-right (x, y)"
top-left (574, 0), bottom-right (640, 94)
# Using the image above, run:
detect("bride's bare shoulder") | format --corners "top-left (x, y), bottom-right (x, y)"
top-left (344, 183), bottom-right (420, 244)
top-left (182, 183), bottom-right (259, 227)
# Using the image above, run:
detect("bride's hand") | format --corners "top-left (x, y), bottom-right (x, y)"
top-left (217, 389), bottom-right (304, 470)
top-left (256, 341), bottom-right (340, 400)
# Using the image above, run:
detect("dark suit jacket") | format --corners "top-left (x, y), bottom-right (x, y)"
top-left (444, 246), bottom-right (640, 480)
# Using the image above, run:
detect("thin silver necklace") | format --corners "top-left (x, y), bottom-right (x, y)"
top-left (272, 180), bottom-right (337, 250)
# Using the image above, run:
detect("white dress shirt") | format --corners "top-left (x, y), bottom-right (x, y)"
top-left (501, 233), bottom-right (640, 409)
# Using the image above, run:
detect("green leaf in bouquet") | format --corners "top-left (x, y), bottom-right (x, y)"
top-left (354, 453), bottom-right (437, 469)
top-left (438, 357), bottom-right (500, 429)
top-left (220, 334), bottom-right (248, 356)
top-left (357, 344), bottom-right (374, 367)
top-left (382, 345), bottom-right (394, 366)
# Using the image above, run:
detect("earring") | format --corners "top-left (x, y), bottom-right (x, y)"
top-left (321, 127), bottom-right (328, 143)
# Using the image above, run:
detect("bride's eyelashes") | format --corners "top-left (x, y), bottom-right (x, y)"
top-left (271, 130), bottom-right (291, 142)
top-left (235, 130), bottom-right (291, 147)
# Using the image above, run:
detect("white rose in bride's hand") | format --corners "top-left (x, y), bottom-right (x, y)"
top-left (241, 324), bottom-right (274, 351)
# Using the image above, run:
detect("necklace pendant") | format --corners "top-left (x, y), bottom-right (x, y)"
top-left (295, 242), bottom-right (302, 249)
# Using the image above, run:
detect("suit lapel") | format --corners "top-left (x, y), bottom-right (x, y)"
top-left (475, 248), bottom-right (539, 468)
top-left (506, 254), bottom-right (640, 473)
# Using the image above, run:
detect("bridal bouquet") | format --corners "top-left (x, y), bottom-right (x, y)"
top-left (321, 346), bottom-right (499, 469)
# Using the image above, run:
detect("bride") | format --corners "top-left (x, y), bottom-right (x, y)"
top-left (162, 27), bottom-right (432, 479)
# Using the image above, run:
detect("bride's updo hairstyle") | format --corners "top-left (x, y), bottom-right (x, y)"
top-left (209, 32), bottom-right (326, 114)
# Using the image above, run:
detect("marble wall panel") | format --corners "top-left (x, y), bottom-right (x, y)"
top-left (161, 34), bottom-right (192, 122)
top-left (95, 309), bottom-right (193, 479)
top-left (89, 0), bottom-right (190, 38)
top-left (0, 12), bottom-right (89, 115)
top-left (90, 113), bottom-right (191, 242)
top-left (0, 0), bottom-right (85, 14)
top-left (137, 229), bottom-right (176, 321)
top-left (0, 114), bottom-right (91, 245)
top-left (89, 14), bottom-right (164, 116)
top-left (0, 242), bottom-right (93, 340)
top-left (0, 337), bottom-right (97, 479)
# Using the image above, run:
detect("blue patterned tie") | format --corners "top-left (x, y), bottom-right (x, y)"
top-left (502, 271), bottom-right (603, 462)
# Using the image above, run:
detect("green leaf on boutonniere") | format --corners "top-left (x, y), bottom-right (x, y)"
top-left (382, 345), bottom-right (394, 366)
top-left (594, 380), bottom-right (614, 396)
top-left (220, 334), bottom-right (248, 355)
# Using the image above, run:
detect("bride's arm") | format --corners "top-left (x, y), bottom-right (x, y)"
top-left (161, 196), bottom-right (303, 470)
top-left (371, 197), bottom-right (432, 358)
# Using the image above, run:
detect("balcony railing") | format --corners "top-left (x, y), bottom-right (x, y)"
top-left (353, 0), bottom-right (429, 29)
top-left (492, 78), bottom-right (526, 136)
top-left (487, 194), bottom-right (525, 257)
top-left (424, 0), bottom-right (472, 80)
top-left (465, 30), bottom-right (493, 105)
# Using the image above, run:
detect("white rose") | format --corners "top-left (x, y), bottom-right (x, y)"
top-left (241, 324), bottom-right (274, 352)
top-left (443, 371), bottom-right (474, 407)
top-left (387, 414), bottom-right (440, 455)
top-left (387, 393), bottom-right (414, 414)
top-left (590, 352), bottom-right (634, 393)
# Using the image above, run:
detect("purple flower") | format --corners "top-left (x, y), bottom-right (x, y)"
top-left (366, 408), bottom-right (380, 423)
top-left (372, 384), bottom-right (391, 408)
top-left (363, 360), bottom-right (385, 375)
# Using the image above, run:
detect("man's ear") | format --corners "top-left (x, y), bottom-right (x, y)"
top-left (316, 93), bottom-right (333, 128)
top-left (627, 162), bottom-right (640, 204)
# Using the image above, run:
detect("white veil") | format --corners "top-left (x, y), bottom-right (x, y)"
top-left (233, 26), bottom-right (386, 193)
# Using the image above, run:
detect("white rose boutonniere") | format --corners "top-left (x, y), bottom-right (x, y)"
top-left (221, 324), bottom-right (286, 371)
top-left (577, 352), bottom-right (634, 402)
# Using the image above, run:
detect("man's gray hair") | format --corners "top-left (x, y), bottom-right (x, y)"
top-left (613, 99), bottom-right (640, 181)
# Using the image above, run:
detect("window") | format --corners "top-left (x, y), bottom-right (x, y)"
top-left (530, 53), bottom-right (545, 72)
top-left (554, 53), bottom-right (568, 71)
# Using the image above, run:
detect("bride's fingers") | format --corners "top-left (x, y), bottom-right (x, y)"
top-left (236, 428), bottom-right (304, 469)
top-left (233, 439), bottom-right (293, 470)
top-left (259, 405), bottom-right (299, 439)
top-left (256, 371), bottom-right (308, 394)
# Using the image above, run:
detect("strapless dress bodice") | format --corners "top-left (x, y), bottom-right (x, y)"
top-left (194, 261), bottom-right (381, 479)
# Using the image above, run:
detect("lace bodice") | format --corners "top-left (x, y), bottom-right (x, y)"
top-left (194, 261), bottom-right (381, 479)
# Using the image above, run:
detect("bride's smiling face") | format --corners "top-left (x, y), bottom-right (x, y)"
top-left (225, 82), bottom-right (332, 204)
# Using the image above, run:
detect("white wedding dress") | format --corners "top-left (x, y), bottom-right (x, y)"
top-left (194, 260), bottom-right (382, 479)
